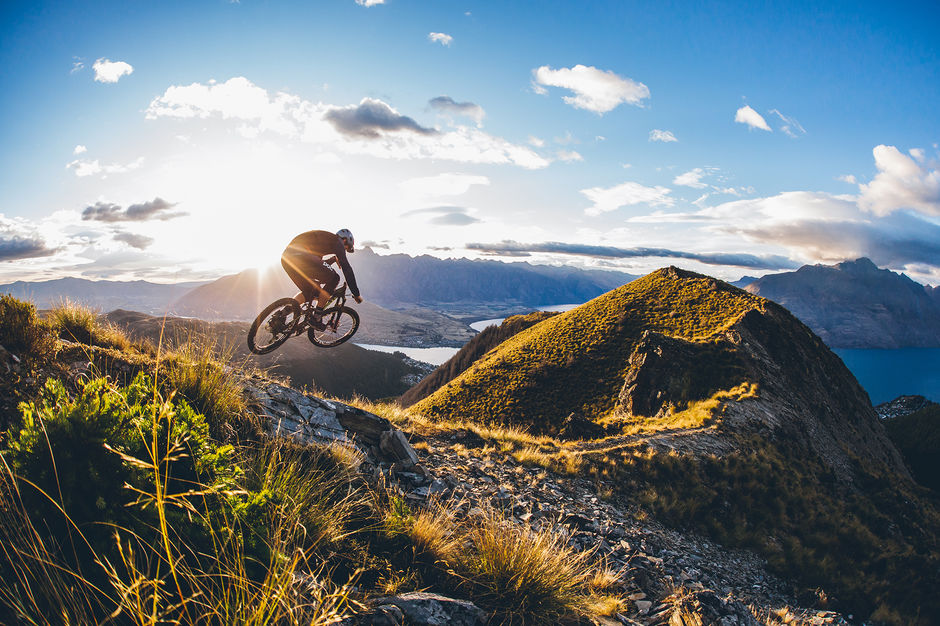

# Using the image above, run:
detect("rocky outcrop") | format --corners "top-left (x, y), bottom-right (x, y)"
top-left (244, 375), bottom-right (419, 466)
top-left (619, 330), bottom-right (746, 418)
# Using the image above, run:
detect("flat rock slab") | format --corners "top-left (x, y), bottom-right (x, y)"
top-left (373, 592), bottom-right (487, 626)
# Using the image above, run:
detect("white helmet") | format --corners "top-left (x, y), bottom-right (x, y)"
top-left (336, 228), bottom-right (355, 252)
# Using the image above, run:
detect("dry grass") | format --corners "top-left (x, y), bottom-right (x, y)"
top-left (48, 299), bottom-right (141, 353)
top-left (454, 506), bottom-right (623, 624)
top-left (614, 382), bottom-right (759, 437)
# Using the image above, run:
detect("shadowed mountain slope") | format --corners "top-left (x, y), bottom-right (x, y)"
top-left (883, 400), bottom-right (940, 492)
top-left (413, 267), bottom-right (939, 622)
top-left (745, 257), bottom-right (940, 348)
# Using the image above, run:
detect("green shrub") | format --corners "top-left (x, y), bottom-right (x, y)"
top-left (5, 373), bottom-right (236, 546)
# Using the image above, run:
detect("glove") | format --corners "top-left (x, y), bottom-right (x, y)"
top-left (353, 295), bottom-right (363, 304)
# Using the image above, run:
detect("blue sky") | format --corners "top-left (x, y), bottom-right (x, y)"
top-left (1, 0), bottom-right (939, 284)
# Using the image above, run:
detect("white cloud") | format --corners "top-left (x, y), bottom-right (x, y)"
top-left (837, 174), bottom-right (857, 184)
top-left (769, 109), bottom-right (805, 137)
top-left (93, 58), bottom-right (134, 83)
top-left (532, 64), bottom-right (650, 114)
top-left (71, 57), bottom-right (84, 74)
top-left (858, 144), bottom-right (940, 216)
top-left (557, 150), bottom-right (583, 162)
top-left (707, 191), bottom-right (940, 268)
top-left (73, 145), bottom-right (87, 155)
top-left (673, 168), bottom-right (708, 188)
top-left (399, 172), bottom-right (490, 197)
top-left (582, 181), bottom-right (674, 216)
top-left (66, 156), bottom-right (144, 178)
top-left (528, 135), bottom-right (545, 148)
top-left (734, 105), bottom-right (771, 131)
top-left (146, 77), bottom-right (549, 169)
top-left (428, 32), bottom-right (453, 46)
top-left (355, 0), bottom-right (384, 5)
top-left (649, 129), bottom-right (677, 143)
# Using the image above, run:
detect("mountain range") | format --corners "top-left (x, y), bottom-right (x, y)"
top-left (744, 257), bottom-right (940, 348)
top-left (171, 248), bottom-right (638, 321)
top-left (0, 277), bottom-right (208, 314)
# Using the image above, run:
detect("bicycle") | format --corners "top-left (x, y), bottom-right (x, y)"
top-left (247, 283), bottom-right (360, 354)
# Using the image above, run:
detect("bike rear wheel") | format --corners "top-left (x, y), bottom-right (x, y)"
top-left (308, 305), bottom-right (359, 347)
top-left (248, 298), bottom-right (301, 354)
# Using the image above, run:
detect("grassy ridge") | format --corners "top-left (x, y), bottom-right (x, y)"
top-left (400, 310), bottom-right (559, 407)
top-left (415, 268), bottom-right (764, 431)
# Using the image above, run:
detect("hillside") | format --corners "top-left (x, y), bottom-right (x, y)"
top-left (413, 267), bottom-right (939, 622)
top-left (399, 310), bottom-right (560, 407)
top-left (882, 400), bottom-right (940, 492)
top-left (744, 258), bottom-right (940, 348)
top-left (103, 310), bottom-right (430, 400)
top-left (1, 294), bottom-right (865, 625)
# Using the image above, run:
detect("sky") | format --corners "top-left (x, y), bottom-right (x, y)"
top-left (1, 0), bottom-right (939, 285)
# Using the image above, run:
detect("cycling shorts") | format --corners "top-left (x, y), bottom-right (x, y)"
top-left (281, 250), bottom-right (340, 303)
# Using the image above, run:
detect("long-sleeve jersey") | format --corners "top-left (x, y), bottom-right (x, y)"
top-left (284, 230), bottom-right (361, 297)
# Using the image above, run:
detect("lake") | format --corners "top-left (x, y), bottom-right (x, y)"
top-left (834, 348), bottom-right (940, 405)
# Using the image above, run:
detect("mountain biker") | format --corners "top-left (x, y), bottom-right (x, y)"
top-left (281, 228), bottom-right (363, 329)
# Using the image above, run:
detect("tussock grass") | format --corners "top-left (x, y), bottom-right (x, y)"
top-left (239, 437), bottom-right (368, 550)
top-left (48, 299), bottom-right (141, 352)
top-left (454, 506), bottom-right (622, 624)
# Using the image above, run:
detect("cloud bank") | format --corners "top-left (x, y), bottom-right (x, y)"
top-left (533, 64), bottom-right (650, 113)
top-left (466, 240), bottom-right (797, 270)
top-left (147, 77), bottom-right (548, 168)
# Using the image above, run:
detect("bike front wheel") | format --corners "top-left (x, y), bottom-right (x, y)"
top-left (248, 298), bottom-right (301, 354)
top-left (308, 305), bottom-right (360, 347)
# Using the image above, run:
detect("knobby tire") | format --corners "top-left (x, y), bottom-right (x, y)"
top-left (308, 305), bottom-right (359, 347)
top-left (248, 298), bottom-right (301, 354)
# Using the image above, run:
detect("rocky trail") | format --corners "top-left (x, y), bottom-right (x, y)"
top-left (247, 377), bottom-right (853, 625)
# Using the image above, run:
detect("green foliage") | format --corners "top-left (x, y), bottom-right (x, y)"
top-left (883, 404), bottom-right (940, 492)
top-left (6, 373), bottom-right (235, 543)
top-left (0, 295), bottom-right (56, 435)
top-left (415, 268), bottom-right (763, 432)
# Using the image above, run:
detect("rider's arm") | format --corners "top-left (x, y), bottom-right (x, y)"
top-left (333, 239), bottom-right (361, 299)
